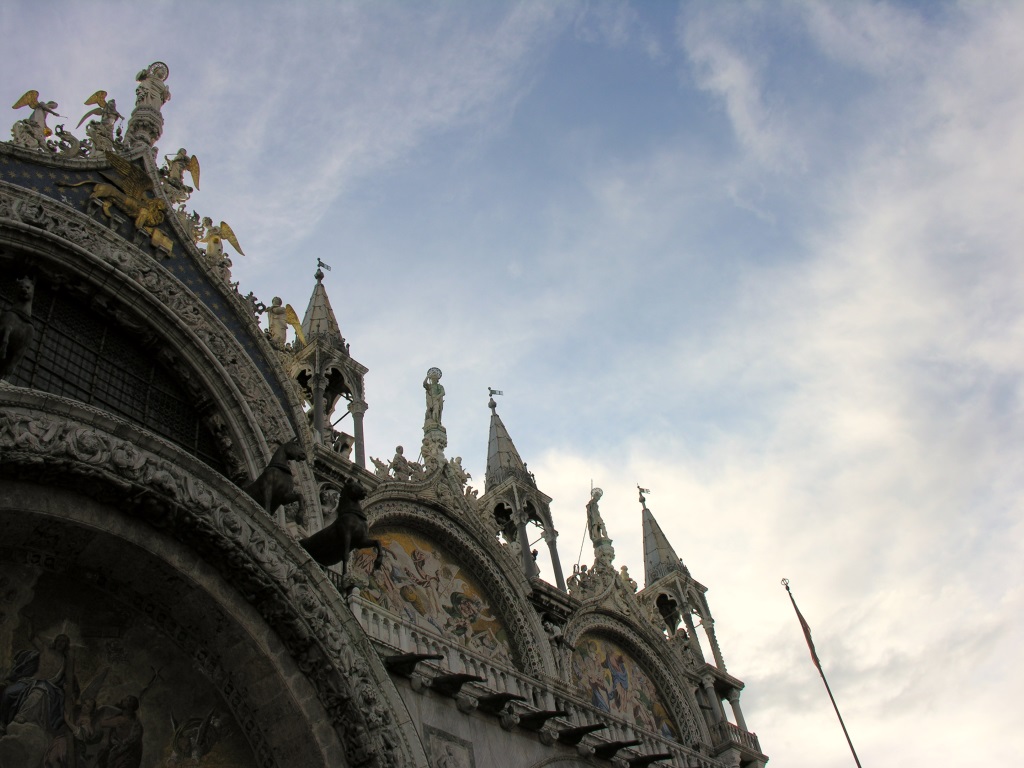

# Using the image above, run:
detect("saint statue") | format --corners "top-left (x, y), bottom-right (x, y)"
top-left (423, 367), bottom-right (444, 426)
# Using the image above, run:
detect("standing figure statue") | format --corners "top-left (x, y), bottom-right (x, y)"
top-left (423, 367), bottom-right (445, 426)
top-left (586, 487), bottom-right (608, 542)
top-left (77, 90), bottom-right (122, 154)
top-left (266, 297), bottom-right (289, 347)
top-left (125, 61), bottom-right (170, 148)
top-left (11, 91), bottom-right (60, 150)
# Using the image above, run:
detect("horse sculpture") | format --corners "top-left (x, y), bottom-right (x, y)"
top-left (0, 275), bottom-right (35, 381)
top-left (243, 438), bottom-right (306, 519)
top-left (300, 479), bottom-right (383, 577)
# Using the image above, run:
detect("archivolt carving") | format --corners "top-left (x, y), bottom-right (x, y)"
top-left (564, 611), bottom-right (709, 749)
top-left (366, 497), bottom-right (549, 677)
top-left (0, 180), bottom-right (293, 459)
top-left (0, 392), bottom-right (424, 768)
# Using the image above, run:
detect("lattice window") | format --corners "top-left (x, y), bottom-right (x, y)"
top-left (0, 275), bottom-right (226, 472)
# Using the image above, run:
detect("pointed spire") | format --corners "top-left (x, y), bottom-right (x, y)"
top-left (302, 260), bottom-right (343, 345)
top-left (640, 488), bottom-right (689, 585)
top-left (485, 397), bottom-right (531, 492)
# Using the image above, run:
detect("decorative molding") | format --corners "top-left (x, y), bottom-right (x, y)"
top-left (0, 391), bottom-right (425, 768)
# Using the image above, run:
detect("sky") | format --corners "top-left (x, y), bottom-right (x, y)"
top-left (4, 1), bottom-right (1023, 765)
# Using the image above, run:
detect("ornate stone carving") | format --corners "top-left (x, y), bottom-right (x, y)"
top-left (10, 90), bottom-right (59, 150)
top-left (0, 397), bottom-right (414, 768)
top-left (77, 90), bottom-right (122, 155)
top-left (160, 147), bottom-right (200, 204)
top-left (0, 274), bottom-right (35, 380)
top-left (0, 181), bottom-right (295, 453)
top-left (125, 62), bottom-right (170, 148)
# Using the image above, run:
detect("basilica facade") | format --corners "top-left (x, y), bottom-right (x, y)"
top-left (0, 63), bottom-right (767, 768)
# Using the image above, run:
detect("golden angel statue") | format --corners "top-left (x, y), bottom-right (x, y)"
top-left (77, 90), bottom-right (122, 154)
top-left (199, 218), bottom-right (244, 260)
top-left (161, 148), bottom-right (200, 203)
top-left (11, 90), bottom-right (60, 150)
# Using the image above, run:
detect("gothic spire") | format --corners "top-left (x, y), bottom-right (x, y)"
top-left (484, 396), bottom-right (530, 492)
top-left (301, 260), bottom-right (343, 345)
top-left (640, 488), bottom-right (690, 585)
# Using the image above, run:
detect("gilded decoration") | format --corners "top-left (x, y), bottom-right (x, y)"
top-left (353, 530), bottom-right (512, 664)
top-left (571, 635), bottom-right (679, 740)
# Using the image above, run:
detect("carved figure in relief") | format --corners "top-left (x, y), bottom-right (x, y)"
top-left (0, 274), bottom-right (35, 381)
top-left (300, 479), bottom-right (383, 577)
top-left (370, 456), bottom-right (390, 479)
top-left (448, 456), bottom-right (471, 488)
top-left (77, 90), bottom-right (122, 154)
top-left (388, 445), bottom-right (412, 481)
top-left (266, 297), bottom-right (305, 349)
top-left (242, 438), bottom-right (307, 519)
top-left (11, 90), bottom-right (60, 150)
top-left (198, 218), bottom-right (244, 260)
top-left (586, 487), bottom-right (608, 542)
top-left (423, 367), bottom-right (445, 425)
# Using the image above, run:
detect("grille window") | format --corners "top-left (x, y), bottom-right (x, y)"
top-left (0, 275), bottom-right (226, 472)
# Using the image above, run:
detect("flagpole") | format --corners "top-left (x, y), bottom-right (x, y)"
top-left (782, 578), bottom-right (863, 768)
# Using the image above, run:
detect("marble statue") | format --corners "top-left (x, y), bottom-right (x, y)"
top-left (77, 90), bottom-right (122, 154)
top-left (199, 218), bottom-right (245, 260)
top-left (423, 367), bottom-right (444, 426)
top-left (11, 90), bottom-right (60, 150)
top-left (160, 148), bottom-right (200, 204)
top-left (125, 61), bottom-right (170, 147)
top-left (586, 487), bottom-right (608, 542)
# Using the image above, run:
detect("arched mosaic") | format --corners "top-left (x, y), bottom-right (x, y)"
top-left (571, 634), bottom-right (679, 739)
top-left (354, 529), bottom-right (512, 664)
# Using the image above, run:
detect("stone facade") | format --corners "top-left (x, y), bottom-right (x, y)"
top-left (0, 62), bottom-right (767, 768)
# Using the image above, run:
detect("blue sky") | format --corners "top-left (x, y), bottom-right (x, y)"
top-left (5, 2), bottom-right (1023, 765)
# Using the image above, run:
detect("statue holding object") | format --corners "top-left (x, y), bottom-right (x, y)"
top-left (11, 90), bottom-right (60, 150)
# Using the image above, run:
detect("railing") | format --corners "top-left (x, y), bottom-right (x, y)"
top-left (714, 721), bottom-right (761, 752)
top-left (348, 594), bottom-right (729, 768)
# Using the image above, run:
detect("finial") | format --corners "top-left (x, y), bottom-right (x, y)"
top-left (315, 258), bottom-right (332, 282)
top-left (638, 485), bottom-right (651, 509)
top-left (488, 386), bottom-right (502, 411)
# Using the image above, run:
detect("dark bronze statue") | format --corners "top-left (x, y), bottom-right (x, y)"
top-left (0, 275), bottom-right (35, 381)
top-left (300, 479), bottom-right (383, 576)
top-left (243, 438), bottom-right (306, 517)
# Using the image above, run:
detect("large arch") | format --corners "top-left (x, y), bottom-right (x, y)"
top-left (0, 388), bottom-right (429, 768)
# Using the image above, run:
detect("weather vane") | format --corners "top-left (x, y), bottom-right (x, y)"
top-left (317, 258), bottom-right (332, 272)
top-left (488, 387), bottom-right (503, 397)
top-left (638, 485), bottom-right (651, 506)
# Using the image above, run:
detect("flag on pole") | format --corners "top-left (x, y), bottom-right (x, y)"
top-left (783, 578), bottom-right (821, 670)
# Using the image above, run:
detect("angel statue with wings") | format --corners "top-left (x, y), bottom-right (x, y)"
top-left (77, 90), bottom-right (122, 154)
top-left (198, 217), bottom-right (244, 262)
top-left (160, 148), bottom-right (200, 204)
top-left (266, 297), bottom-right (306, 349)
top-left (11, 90), bottom-right (60, 150)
